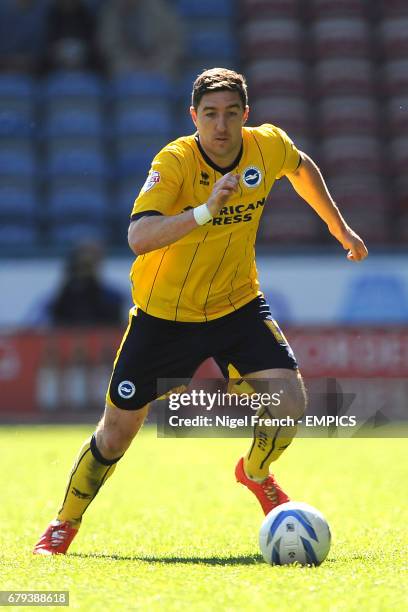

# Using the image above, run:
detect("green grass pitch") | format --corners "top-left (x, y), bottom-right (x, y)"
top-left (1, 425), bottom-right (407, 611)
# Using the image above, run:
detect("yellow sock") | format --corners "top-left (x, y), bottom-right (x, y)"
top-left (57, 434), bottom-right (121, 528)
top-left (244, 406), bottom-right (298, 481)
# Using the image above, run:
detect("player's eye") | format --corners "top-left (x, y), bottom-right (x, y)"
top-left (206, 112), bottom-right (216, 118)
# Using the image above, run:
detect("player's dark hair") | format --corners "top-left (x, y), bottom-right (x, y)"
top-left (192, 68), bottom-right (248, 110)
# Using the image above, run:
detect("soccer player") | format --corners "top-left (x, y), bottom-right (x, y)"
top-left (33, 68), bottom-right (367, 554)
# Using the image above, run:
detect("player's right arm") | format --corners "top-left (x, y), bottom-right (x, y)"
top-left (128, 171), bottom-right (239, 255)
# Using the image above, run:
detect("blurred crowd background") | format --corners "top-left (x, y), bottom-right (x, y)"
top-left (0, 0), bottom-right (407, 249)
top-left (1, 0), bottom-right (408, 419)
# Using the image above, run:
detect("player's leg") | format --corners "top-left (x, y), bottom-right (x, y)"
top-left (235, 368), bottom-right (306, 515)
top-left (243, 367), bottom-right (306, 481)
top-left (32, 403), bottom-right (149, 556)
top-left (212, 296), bottom-right (305, 514)
top-left (33, 309), bottom-right (209, 554)
top-left (33, 311), bottom-right (151, 555)
top-left (57, 402), bottom-right (149, 525)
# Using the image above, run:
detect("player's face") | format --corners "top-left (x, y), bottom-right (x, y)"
top-left (190, 91), bottom-right (249, 166)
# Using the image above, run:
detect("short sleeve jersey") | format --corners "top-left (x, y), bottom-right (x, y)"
top-left (130, 124), bottom-right (300, 322)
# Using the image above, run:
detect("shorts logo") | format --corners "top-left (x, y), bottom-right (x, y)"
top-left (142, 170), bottom-right (160, 193)
top-left (243, 166), bottom-right (262, 188)
top-left (118, 380), bottom-right (136, 399)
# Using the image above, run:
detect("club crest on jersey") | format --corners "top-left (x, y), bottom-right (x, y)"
top-left (243, 166), bottom-right (262, 188)
top-left (142, 170), bottom-right (160, 193)
top-left (118, 380), bottom-right (136, 399)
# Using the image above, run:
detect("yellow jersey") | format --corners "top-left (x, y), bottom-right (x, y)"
top-left (130, 124), bottom-right (300, 322)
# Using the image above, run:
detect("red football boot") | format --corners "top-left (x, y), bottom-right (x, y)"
top-left (235, 457), bottom-right (290, 515)
top-left (33, 520), bottom-right (79, 555)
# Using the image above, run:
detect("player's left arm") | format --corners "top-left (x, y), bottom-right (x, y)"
top-left (286, 152), bottom-right (368, 262)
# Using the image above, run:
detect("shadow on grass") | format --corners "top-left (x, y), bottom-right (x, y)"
top-left (70, 552), bottom-right (264, 565)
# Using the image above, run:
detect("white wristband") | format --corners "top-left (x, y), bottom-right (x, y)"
top-left (193, 203), bottom-right (213, 226)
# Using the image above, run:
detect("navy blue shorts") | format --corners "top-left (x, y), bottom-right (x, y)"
top-left (107, 296), bottom-right (298, 410)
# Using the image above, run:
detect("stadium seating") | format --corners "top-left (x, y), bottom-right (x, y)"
top-left (115, 141), bottom-right (162, 178)
top-left (113, 103), bottom-right (172, 138)
top-left (43, 107), bottom-right (104, 139)
top-left (379, 18), bottom-right (408, 58)
top-left (311, 18), bottom-right (371, 58)
top-left (114, 181), bottom-right (144, 237)
top-left (252, 97), bottom-right (309, 136)
top-left (0, 74), bottom-right (36, 98)
top-left (321, 136), bottom-right (382, 174)
top-left (348, 209), bottom-right (389, 242)
top-left (42, 71), bottom-right (105, 101)
top-left (395, 175), bottom-right (408, 240)
top-left (0, 143), bottom-right (37, 179)
top-left (379, 0), bottom-right (408, 17)
top-left (308, 0), bottom-right (366, 17)
top-left (260, 179), bottom-right (322, 242)
top-left (0, 104), bottom-right (34, 138)
top-left (117, 182), bottom-right (142, 214)
top-left (110, 73), bottom-right (172, 99)
top-left (398, 196), bottom-right (408, 241)
top-left (0, 224), bottom-right (38, 246)
top-left (186, 24), bottom-right (236, 61)
top-left (387, 96), bottom-right (408, 136)
top-left (45, 144), bottom-right (108, 179)
top-left (395, 175), bottom-right (408, 205)
top-left (318, 96), bottom-right (379, 136)
top-left (176, 0), bottom-right (233, 18)
top-left (291, 136), bottom-right (315, 159)
top-left (0, 3), bottom-right (404, 251)
top-left (325, 174), bottom-right (390, 242)
top-left (382, 60), bottom-right (408, 95)
top-left (109, 72), bottom-right (173, 182)
top-left (48, 186), bottom-right (109, 219)
top-left (314, 59), bottom-right (374, 95)
top-left (247, 59), bottom-right (306, 96)
top-left (48, 222), bottom-right (108, 245)
top-left (175, 71), bottom-right (201, 104)
top-left (0, 183), bottom-right (38, 219)
top-left (241, 0), bottom-right (299, 18)
top-left (176, 112), bottom-right (196, 137)
top-left (0, 75), bottom-right (36, 138)
top-left (389, 136), bottom-right (408, 176)
top-left (326, 175), bottom-right (389, 211)
top-left (242, 19), bottom-right (302, 59)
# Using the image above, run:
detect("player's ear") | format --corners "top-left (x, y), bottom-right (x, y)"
top-left (243, 105), bottom-right (249, 124)
top-left (190, 106), bottom-right (198, 127)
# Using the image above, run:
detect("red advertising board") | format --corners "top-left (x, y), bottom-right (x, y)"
top-left (0, 327), bottom-right (407, 416)
top-left (289, 327), bottom-right (408, 377)
top-left (0, 329), bottom-right (121, 414)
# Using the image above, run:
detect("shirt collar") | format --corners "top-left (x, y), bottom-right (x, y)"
top-left (194, 134), bottom-right (243, 175)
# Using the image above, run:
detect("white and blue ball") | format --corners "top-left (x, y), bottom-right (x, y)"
top-left (259, 501), bottom-right (331, 566)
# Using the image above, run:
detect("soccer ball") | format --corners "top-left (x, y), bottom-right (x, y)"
top-left (259, 501), bottom-right (331, 566)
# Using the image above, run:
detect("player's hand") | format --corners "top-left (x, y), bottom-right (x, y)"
top-left (207, 172), bottom-right (240, 217)
top-left (331, 226), bottom-right (368, 262)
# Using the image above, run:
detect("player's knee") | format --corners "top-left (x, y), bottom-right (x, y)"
top-left (95, 403), bottom-right (148, 459)
top-left (273, 375), bottom-right (307, 421)
top-left (95, 427), bottom-right (134, 459)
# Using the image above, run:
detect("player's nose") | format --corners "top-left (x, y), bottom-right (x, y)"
top-left (215, 115), bottom-right (228, 132)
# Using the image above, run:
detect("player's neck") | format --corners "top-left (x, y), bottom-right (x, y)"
top-left (195, 135), bottom-right (243, 174)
